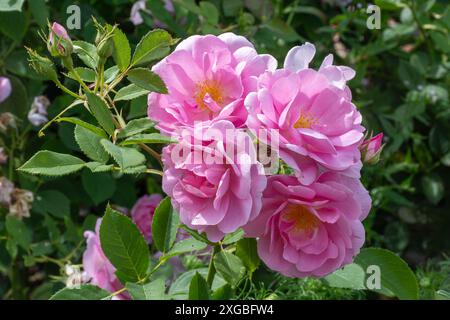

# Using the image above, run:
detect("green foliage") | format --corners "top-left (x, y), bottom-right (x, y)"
top-left (152, 197), bottom-right (180, 253)
top-left (126, 279), bottom-right (166, 300)
top-left (50, 285), bottom-right (110, 300)
top-left (213, 251), bottom-right (246, 287)
top-left (18, 151), bottom-right (85, 176)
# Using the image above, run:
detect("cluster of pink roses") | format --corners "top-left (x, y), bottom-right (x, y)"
top-left (148, 33), bottom-right (383, 278)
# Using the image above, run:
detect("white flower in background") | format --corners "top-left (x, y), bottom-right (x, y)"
top-left (28, 96), bottom-right (50, 127)
top-left (9, 188), bottom-right (34, 219)
top-left (0, 177), bottom-right (14, 205)
top-left (130, 0), bottom-right (174, 27)
top-left (0, 112), bottom-right (16, 132)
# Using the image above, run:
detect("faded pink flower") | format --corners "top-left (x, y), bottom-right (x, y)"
top-left (28, 96), bottom-right (50, 127)
top-left (246, 43), bottom-right (363, 184)
top-left (162, 120), bottom-right (267, 242)
top-left (148, 33), bottom-right (277, 135)
top-left (244, 172), bottom-right (371, 278)
top-left (83, 219), bottom-right (129, 299)
top-left (0, 177), bottom-right (14, 205)
top-left (0, 77), bottom-right (12, 104)
top-left (130, 0), bottom-right (174, 27)
top-left (360, 133), bottom-right (384, 165)
top-left (131, 194), bottom-right (163, 243)
top-left (9, 188), bottom-right (34, 219)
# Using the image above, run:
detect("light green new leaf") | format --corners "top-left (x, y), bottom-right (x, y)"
top-left (213, 251), bottom-right (245, 287)
top-left (85, 162), bottom-right (114, 173)
top-left (152, 197), bottom-right (179, 253)
top-left (0, 0), bottom-right (25, 11)
top-left (131, 29), bottom-right (172, 66)
top-left (126, 279), bottom-right (166, 300)
top-left (235, 238), bottom-right (260, 274)
top-left (56, 117), bottom-right (108, 139)
top-left (100, 139), bottom-right (146, 169)
top-left (5, 216), bottom-right (31, 250)
top-left (164, 238), bottom-right (208, 259)
top-left (99, 206), bottom-right (149, 283)
top-left (86, 93), bottom-right (115, 136)
top-left (127, 68), bottom-right (167, 93)
top-left (67, 67), bottom-right (96, 82)
top-left (117, 118), bottom-right (155, 139)
top-left (355, 248), bottom-right (419, 300)
top-left (111, 26), bottom-right (131, 72)
top-left (114, 84), bottom-right (149, 102)
top-left (324, 263), bottom-right (367, 290)
top-left (73, 41), bottom-right (99, 69)
top-left (120, 133), bottom-right (176, 146)
top-left (50, 285), bottom-right (111, 300)
top-left (189, 272), bottom-right (210, 300)
top-left (18, 151), bottom-right (85, 176)
top-left (75, 125), bottom-right (110, 163)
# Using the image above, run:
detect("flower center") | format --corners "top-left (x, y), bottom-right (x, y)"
top-left (282, 204), bottom-right (319, 233)
top-left (194, 80), bottom-right (224, 110)
top-left (293, 113), bottom-right (317, 129)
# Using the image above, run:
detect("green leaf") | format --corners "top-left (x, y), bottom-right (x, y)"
top-left (223, 228), bottom-right (244, 245)
top-left (75, 125), bottom-right (110, 163)
top-left (211, 284), bottom-right (233, 300)
top-left (67, 67), bottom-right (96, 82)
top-left (50, 285), bottom-right (110, 300)
top-left (56, 117), bottom-right (108, 139)
top-left (169, 268), bottom-right (226, 300)
top-left (0, 0), bottom-right (24, 11)
top-left (235, 238), bottom-right (260, 274)
top-left (117, 118), bottom-right (155, 139)
top-left (120, 133), bottom-right (175, 146)
top-left (126, 279), bottom-right (166, 300)
top-left (324, 263), bottom-right (367, 290)
top-left (199, 2), bottom-right (219, 25)
top-left (189, 272), bottom-right (210, 300)
top-left (5, 216), bottom-right (31, 250)
top-left (114, 84), bottom-right (149, 102)
top-left (104, 66), bottom-right (120, 84)
top-left (86, 93), bottom-right (115, 136)
top-left (18, 151), bottom-right (85, 176)
top-left (213, 251), bottom-right (245, 287)
top-left (85, 162), bottom-right (114, 173)
top-left (73, 41), bottom-right (99, 69)
top-left (0, 11), bottom-right (27, 41)
top-left (131, 29), bottom-right (172, 66)
top-left (28, 0), bottom-right (48, 27)
top-left (33, 190), bottom-right (70, 218)
top-left (0, 76), bottom-right (28, 117)
top-left (164, 238), bottom-right (208, 258)
top-left (354, 248), bottom-right (419, 300)
top-left (421, 174), bottom-right (444, 205)
top-left (100, 206), bottom-right (149, 282)
top-left (152, 197), bottom-right (180, 253)
top-left (81, 170), bottom-right (116, 205)
top-left (111, 26), bottom-right (131, 72)
top-left (100, 139), bottom-right (146, 169)
top-left (127, 68), bottom-right (167, 93)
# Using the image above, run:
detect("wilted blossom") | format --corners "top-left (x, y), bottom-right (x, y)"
top-left (0, 112), bottom-right (16, 132)
top-left (148, 33), bottom-right (277, 135)
top-left (28, 96), bottom-right (50, 127)
top-left (0, 177), bottom-right (14, 205)
top-left (244, 173), bottom-right (371, 277)
top-left (130, 0), bottom-right (174, 27)
top-left (0, 77), bottom-right (12, 104)
top-left (9, 189), bottom-right (34, 219)
top-left (360, 133), bottom-right (384, 165)
top-left (131, 194), bottom-right (163, 243)
top-left (83, 219), bottom-right (130, 300)
top-left (246, 42), bottom-right (363, 185)
top-left (48, 22), bottom-right (72, 57)
top-left (0, 147), bottom-right (7, 165)
top-left (162, 120), bottom-right (267, 242)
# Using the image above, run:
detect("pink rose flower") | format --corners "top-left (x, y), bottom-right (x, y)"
top-left (246, 43), bottom-right (364, 184)
top-left (0, 77), bottom-right (12, 104)
top-left (131, 194), bottom-right (163, 243)
top-left (48, 22), bottom-right (72, 57)
top-left (244, 172), bottom-right (371, 278)
top-left (360, 133), bottom-right (384, 165)
top-left (148, 33), bottom-right (277, 135)
top-left (83, 219), bottom-right (129, 299)
top-left (162, 120), bottom-right (267, 242)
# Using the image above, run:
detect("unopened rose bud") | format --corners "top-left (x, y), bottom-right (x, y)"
top-left (26, 48), bottom-right (58, 81)
top-left (360, 133), bottom-right (384, 165)
top-left (0, 77), bottom-right (12, 104)
top-left (48, 22), bottom-right (73, 57)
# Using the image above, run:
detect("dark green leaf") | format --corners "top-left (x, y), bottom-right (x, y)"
top-left (86, 93), bottom-right (115, 136)
top-left (235, 238), bottom-right (260, 274)
top-left (117, 118), bottom-right (155, 139)
top-left (189, 272), bottom-right (210, 300)
top-left (5, 216), bottom-right (31, 250)
top-left (111, 26), bottom-right (131, 72)
top-left (75, 125), bottom-right (110, 163)
top-left (127, 68), bottom-right (167, 93)
top-left (152, 197), bottom-right (179, 253)
top-left (81, 170), bottom-right (116, 205)
top-left (120, 133), bottom-right (175, 146)
top-left (114, 84), bottom-right (149, 102)
top-left (100, 139), bottom-right (146, 169)
top-left (50, 285), bottom-right (110, 300)
top-left (126, 279), bottom-right (166, 300)
top-left (33, 190), bottom-right (70, 218)
top-left (132, 29), bottom-right (172, 66)
top-left (213, 251), bottom-right (245, 287)
top-left (18, 151), bottom-right (85, 176)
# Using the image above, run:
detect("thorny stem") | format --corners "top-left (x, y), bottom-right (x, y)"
top-left (206, 245), bottom-right (221, 288)
top-left (54, 79), bottom-right (84, 100)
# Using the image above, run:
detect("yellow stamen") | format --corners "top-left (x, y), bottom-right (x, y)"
top-left (283, 204), bottom-right (319, 233)
top-left (294, 113), bottom-right (317, 129)
top-left (194, 80), bottom-right (224, 110)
